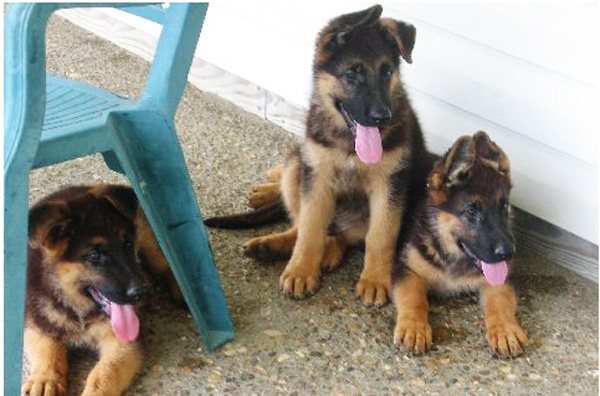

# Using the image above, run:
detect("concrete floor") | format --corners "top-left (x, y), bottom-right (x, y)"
top-left (23, 14), bottom-right (598, 396)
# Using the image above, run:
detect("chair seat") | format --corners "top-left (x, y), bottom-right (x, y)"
top-left (34, 75), bottom-right (135, 168)
top-left (44, 75), bottom-right (133, 131)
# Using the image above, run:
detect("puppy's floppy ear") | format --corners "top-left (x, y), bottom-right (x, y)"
top-left (93, 185), bottom-right (138, 222)
top-left (317, 5), bottom-right (383, 53)
top-left (473, 131), bottom-right (511, 176)
top-left (429, 136), bottom-right (475, 191)
top-left (380, 18), bottom-right (416, 64)
top-left (28, 201), bottom-right (74, 248)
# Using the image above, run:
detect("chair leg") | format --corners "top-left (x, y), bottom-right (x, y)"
top-left (107, 110), bottom-right (234, 351)
top-left (101, 150), bottom-right (125, 174)
top-left (4, 171), bottom-right (30, 395)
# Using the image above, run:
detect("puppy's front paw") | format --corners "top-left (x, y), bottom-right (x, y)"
top-left (356, 278), bottom-right (390, 307)
top-left (22, 375), bottom-right (66, 396)
top-left (393, 318), bottom-right (432, 355)
top-left (486, 321), bottom-right (527, 358)
top-left (279, 265), bottom-right (320, 299)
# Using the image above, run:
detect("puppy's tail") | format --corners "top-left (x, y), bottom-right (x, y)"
top-left (204, 200), bottom-right (287, 229)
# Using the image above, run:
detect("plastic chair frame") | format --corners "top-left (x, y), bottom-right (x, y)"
top-left (4, 3), bottom-right (234, 392)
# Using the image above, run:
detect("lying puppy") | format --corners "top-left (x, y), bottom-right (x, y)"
top-left (205, 4), bottom-right (429, 307)
top-left (392, 131), bottom-right (528, 358)
top-left (22, 185), bottom-right (180, 396)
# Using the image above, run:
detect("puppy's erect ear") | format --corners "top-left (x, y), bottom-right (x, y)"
top-left (28, 201), bottom-right (74, 249)
top-left (473, 131), bottom-right (511, 176)
top-left (94, 185), bottom-right (138, 222)
top-left (380, 18), bottom-right (416, 64)
top-left (317, 5), bottom-right (383, 54)
top-left (429, 136), bottom-right (475, 191)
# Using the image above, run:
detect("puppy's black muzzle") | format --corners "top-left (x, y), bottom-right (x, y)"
top-left (369, 107), bottom-right (391, 125)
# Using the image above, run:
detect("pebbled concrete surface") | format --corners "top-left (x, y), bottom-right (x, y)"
top-left (22, 14), bottom-right (598, 396)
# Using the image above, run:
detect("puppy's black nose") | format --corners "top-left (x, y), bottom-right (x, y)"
top-left (494, 244), bottom-right (515, 261)
top-left (369, 108), bottom-right (392, 125)
top-left (127, 283), bottom-right (148, 301)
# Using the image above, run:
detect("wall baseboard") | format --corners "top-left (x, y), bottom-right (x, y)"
top-left (512, 208), bottom-right (597, 282)
top-left (56, 8), bottom-right (598, 283)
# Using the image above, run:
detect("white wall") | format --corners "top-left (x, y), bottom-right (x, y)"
top-left (60, 3), bottom-right (599, 244)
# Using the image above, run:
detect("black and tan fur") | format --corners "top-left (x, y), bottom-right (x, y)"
top-left (22, 185), bottom-right (180, 396)
top-left (205, 5), bottom-right (429, 307)
top-left (391, 131), bottom-right (527, 358)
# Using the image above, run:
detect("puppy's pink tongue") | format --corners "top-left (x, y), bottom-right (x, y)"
top-left (110, 303), bottom-right (140, 342)
top-left (481, 261), bottom-right (508, 286)
top-left (355, 124), bottom-right (382, 163)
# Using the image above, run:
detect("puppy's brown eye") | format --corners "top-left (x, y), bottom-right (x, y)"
top-left (345, 69), bottom-right (358, 82)
top-left (344, 65), bottom-right (364, 85)
top-left (84, 248), bottom-right (101, 265)
top-left (464, 201), bottom-right (481, 220)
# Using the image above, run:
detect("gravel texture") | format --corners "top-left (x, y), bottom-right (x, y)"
top-left (22, 14), bottom-right (599, 396)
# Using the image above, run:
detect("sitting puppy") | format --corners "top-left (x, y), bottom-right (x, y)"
top-left (392, 131), bottom-right (528, 358)
top-left (22, 185), bottom-right (180, 396)
top-left (205, 4), bottom-right (429, 307)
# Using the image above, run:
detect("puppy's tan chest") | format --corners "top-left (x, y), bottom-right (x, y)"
top-left (332, 161), bottom-right (367, 191)
top-left (331, 155), bottom-right (390, 187)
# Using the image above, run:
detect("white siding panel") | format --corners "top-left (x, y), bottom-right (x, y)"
top-left (400, 21), bottom-right (598, 167)
top-left (212, 2), bottom-right (378, 47)
top-left (391, 3), bottom-right (599, 86)
top-left (198, 5), bottom-right (314, 107)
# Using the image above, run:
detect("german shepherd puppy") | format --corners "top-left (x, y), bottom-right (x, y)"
top-left (22, 185), bottom-right (180, 396)
top-left (205, 4), bottom-right (429, 307)
top-left (391, 131), bottom-right (528, 358)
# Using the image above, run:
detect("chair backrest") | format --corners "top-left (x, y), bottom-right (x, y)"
top-left (136, 3), bottom-right (207, 117)
top-left (4, 3), bottom-right (208, 168)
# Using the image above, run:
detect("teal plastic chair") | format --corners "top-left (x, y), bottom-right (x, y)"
top-left (4, 3), bottom-right (234, 393)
